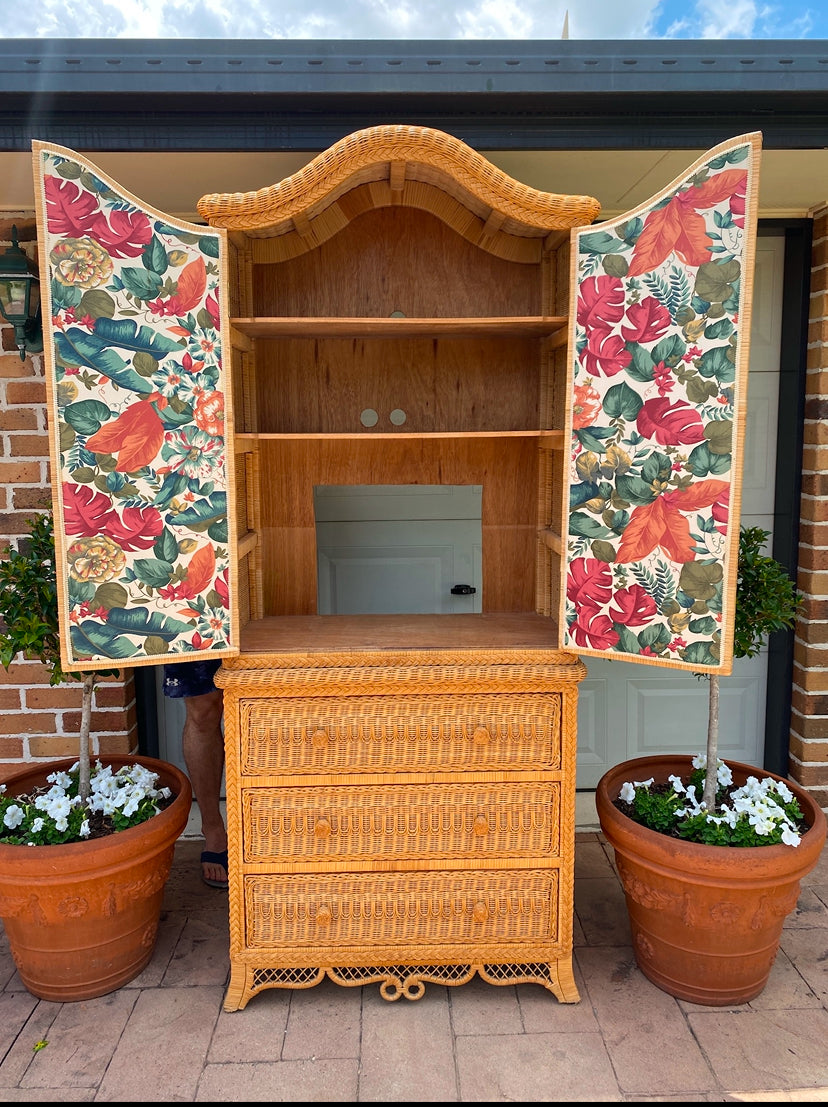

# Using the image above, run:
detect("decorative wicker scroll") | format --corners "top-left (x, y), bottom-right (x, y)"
top-left (32, 142), bottom-right (238, 671)
top-left (560, 133), bottom-right (762, 675)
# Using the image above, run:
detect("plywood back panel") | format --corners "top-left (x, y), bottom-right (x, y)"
top-left (254, 336), bottom-right (540, 435)
top-left (252, 207), bottom-right (541, 319)
top-left (256, 438), bottom-right (539, 616)
top-left (258, 439), bottom-right (536, 525)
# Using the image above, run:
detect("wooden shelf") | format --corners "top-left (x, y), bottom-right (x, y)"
top-left (231, 316), bottom-right (568, 339)
top-left (235, 612), bottom-right (566, 656)
top-left (235, 429), bottom-right (564, 443)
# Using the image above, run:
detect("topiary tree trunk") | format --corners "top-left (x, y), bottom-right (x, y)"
top-left (701, 527), bottom-right (801, 815)
top-left (703, 674), bottom-right (720, 811)
top-left (0, 512), bottom-right (103, 804)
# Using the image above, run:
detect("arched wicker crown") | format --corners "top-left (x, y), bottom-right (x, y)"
top-left (196, 124), bottom-right (601, 241)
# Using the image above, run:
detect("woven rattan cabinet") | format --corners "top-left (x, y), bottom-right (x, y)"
top-left (34, 128), bottom-right (761, 1011)
top-left (217, 625), bottom-right (585, 1008)
top-left (197, 125), bottom-right (599, 1009)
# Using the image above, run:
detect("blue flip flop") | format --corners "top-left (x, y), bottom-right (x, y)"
top-left (200, 849), bottom-right (229, 890)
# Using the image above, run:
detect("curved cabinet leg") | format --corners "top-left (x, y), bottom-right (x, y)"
top-left (223, 964), bottom-right (253, 1012)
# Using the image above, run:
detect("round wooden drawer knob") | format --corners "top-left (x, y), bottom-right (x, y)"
top-left (315, 904), bottom-right (332, 926)
top-left (473, 815), bottom-right (489, 836)
top-left (472, 726), bottom-right (491, 745)
top-left (472, 901), bottom-right (489, 923)
top-left (310, 728), bottom-right (329, 748)
top-left (314, 818), bottom-right (332, 838)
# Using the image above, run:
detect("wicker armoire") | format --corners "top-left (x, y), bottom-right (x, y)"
top-left (33, 126), bottom-right (760, 1011)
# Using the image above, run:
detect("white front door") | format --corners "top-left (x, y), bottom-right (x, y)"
top-left (314, 485), bottom-right (483, 615)
top-left (575, 235), bottom-right (785, 788)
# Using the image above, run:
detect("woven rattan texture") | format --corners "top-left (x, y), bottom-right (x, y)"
top-left (197, 124), bottom-right (601, 238)
top-left (221, 662), bottom-right (583, 1010)
top-left (242, 781), bottom-right (561, 864)
top-left (245, 868), bottom-right (559, 949)
top-left (239, 693), bottom-right (561, 776)
top-left (218, 656), bottom-right (586, 687)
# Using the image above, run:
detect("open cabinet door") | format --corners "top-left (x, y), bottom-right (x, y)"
top-left (32, 142), bottom-right (239, 672)
top-left (561, 132), bottom-right (761, 676)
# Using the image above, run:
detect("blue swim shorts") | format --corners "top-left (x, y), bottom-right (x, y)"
top-left (162, 659), bottom-right (222, 698)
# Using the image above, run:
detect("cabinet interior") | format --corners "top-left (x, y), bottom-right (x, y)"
top-left (224, 202), bottom-right (573, 645)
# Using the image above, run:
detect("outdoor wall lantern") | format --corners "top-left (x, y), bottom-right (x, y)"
top-left (0, 226), bottom-right (43, 360)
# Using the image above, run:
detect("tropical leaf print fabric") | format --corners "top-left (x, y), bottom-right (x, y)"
top-left (33, 143), bottom-right (237, 671)
top-left (561, 133), bottom-right (761, 674)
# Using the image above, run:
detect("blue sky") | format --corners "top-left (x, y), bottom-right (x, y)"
top-left (646, 0), bottom-right (825, 39)
top-left (2, 0), bottom-right (826, 41)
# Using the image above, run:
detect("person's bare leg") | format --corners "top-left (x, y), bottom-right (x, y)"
top-left (181, 688), bottom-right (227, 885)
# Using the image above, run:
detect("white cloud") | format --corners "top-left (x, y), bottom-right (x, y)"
top-left (692, 0), bottom-right (817, 38)
top-left (0, 0), bottom-right (823, 39)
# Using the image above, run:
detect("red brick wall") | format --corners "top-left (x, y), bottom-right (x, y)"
top-left (0, 217), bottom-right (137, 780)
top-left (790, 205), bottom-right (828, 811)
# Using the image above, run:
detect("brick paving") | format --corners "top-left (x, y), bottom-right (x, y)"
top-left (0, 829), bottom-right (826, 1102)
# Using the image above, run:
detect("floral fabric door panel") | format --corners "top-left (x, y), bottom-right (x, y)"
top-left (561, 133), bottom-right (761, 675)
top-left (32, 142), bottom-right (238, 672)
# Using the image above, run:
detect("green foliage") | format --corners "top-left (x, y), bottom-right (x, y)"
top-left (673, 784), bottom-right (805, 847)
top-left (0, 512), bottom-right (68, 685)
top-left (630, 785), bottom-right (685, 833)
top-left (0, 761), bottom-right (170, 845)
top-left (734, 526), bottom-right (802, 659)
top-left (0, 511), bottom-right (118, 685)
top-left (694, 525), bottom-right (802, 820)
top-left (622, 765), bottom-right (807, 847)
top-left (0, 780), bottom-right (90, 844)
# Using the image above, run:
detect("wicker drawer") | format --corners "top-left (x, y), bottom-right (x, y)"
top-left (241, 780), bottom-right (560, 863)
top-left (238, 694), bottom-right (561, 776)
top-left (245, 867), bottom-right (560, 950)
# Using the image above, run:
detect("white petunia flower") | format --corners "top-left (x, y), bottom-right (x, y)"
top-left (46, 770), bottom-right (73, 790)
top-left (45, 795), bottom-right (71, 823)
top-left (719, 805), bottom-right (738, 828)
top-left (774, 780), bottom-right (794, 803)
top-left (717, 762), bottom-right (733, 787)
top-left (3, 804), bottom-right (24, 829)
top-left (615, 755), bottom-right (805, 848)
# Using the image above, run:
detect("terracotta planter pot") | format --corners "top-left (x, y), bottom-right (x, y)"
top-left (0, 755), bottom-right (192, 1002)
top-left (595, 755), bottom-right (827, 1006)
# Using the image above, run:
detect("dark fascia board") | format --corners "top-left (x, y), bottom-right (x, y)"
top-left (4, 37), bottom-right (828, 94)
top-left (8, 92), bottom-right (828, 153)
top-left (4, 37), bottom-right (828, 153)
